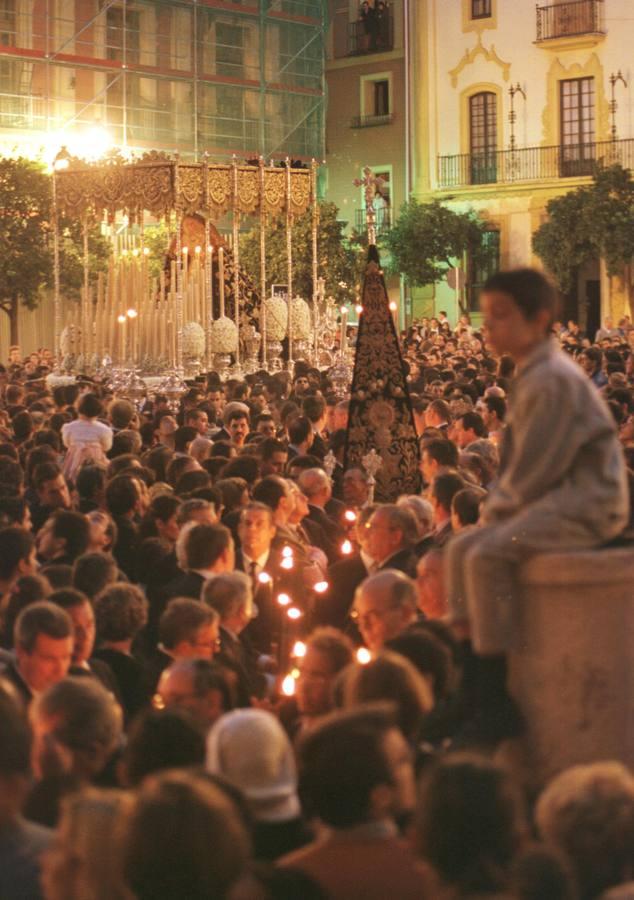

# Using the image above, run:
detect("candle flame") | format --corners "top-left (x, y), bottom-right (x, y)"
top-left (281, 674), bottom-right (296, 696)
top-left (344, 510), bottom-right (357, 523)
top-left (117, 314), bottom-right (126, 324)
top-left (356, 647), bottom-right (372, 665)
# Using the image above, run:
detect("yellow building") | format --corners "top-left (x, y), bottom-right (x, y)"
top-left (324, 0), bottom-right (410, 312)
top-left (411, 0), bottom-right (633, 332)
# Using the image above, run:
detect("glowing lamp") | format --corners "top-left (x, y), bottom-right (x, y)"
top-left (281, 557), bottom-right (294, 570)
top-left (195, 245), bottom-right (202, 254)
top-left (277, 593), bottom-right (291, 606)
top-left (258, 572), bottom-right (272, 585)
top-left (389, 301), bottom-right (397, 312)
top-left (341, 540), bottom-right (353, 555)
top-left (143, 247), bottom-right (150, 256)
top-left (281, 674), bottom-right (296, 697)
top-left (132, 248), bottom-right (139, 257)
top-left (126, 308), bottom-right (138, 319)
top-left (355, 305), bottom-right (364, 315)
top-left (314, 581), bottom-right (329, 594)
top-left (356, 647), bottom-right (372, 665)
top-left (292, 641), bottom-right (306, 658)
top-left (282, 546), bottom-right (293, 558)
top-left (117, 314), bottom-right (126, 324)
top-left (287, 607), bottom-right (302, 620)
top-left (344, 510), bottom-right (357, 523)
top-left (182, 247), bottom-right (189, 255)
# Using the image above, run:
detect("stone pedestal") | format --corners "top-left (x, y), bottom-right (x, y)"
top-left (508, 548), bottom-right (634, 787)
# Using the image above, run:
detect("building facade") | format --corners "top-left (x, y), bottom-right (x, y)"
top-left (411, 0), bottom-right (634, 329)
top-left (324, 0), bottom-right (409, 308)
top-left (0, 0), bottom-right (326, 163)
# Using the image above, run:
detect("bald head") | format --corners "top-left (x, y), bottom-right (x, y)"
top-left (352, 569), bottom-right (418, 652)
top-left (157, 659), bottom-right (229, 730)
top-left (297, 468), bottom-right (332, 507)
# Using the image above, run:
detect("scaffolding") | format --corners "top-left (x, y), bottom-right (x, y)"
top-left (0, 0), bottom-right (326, 162)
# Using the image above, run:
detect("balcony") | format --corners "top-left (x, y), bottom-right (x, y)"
top-left (536, 0), bottom-right (605, 42)
top-left (348, 8), bottom-right (393, 56)
top-left (437, 138), bottom-right (634, 189)
top-left (350, 113), bottom-right (394, 128)
top-left (355, 206), bottom-right (392, 234)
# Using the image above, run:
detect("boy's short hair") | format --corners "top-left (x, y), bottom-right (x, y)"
top-left (483, 269), bottom-right (558, 324)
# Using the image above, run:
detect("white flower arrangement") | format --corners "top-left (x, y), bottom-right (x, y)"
top-left (209, 316), bottom-right (238, 353)
top-left (46, 373), bottom-right (77, 389)
top-left (182, 322), bottom-right (206, 359)
top-left (290, 297), bottom-right (312, 341)
top-left (264, 297), bottom-right (288, 341)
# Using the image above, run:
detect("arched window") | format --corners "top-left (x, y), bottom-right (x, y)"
top-left (469, 91), bottom-right (497, 184)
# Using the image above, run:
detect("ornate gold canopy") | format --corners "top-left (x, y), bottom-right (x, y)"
top-left (54, 150), bottom-right (315, 223)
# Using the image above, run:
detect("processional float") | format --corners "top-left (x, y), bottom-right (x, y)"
top-left (51, 149), bottom-right (346, 401)
top-left (344, 167), bottom-right (421, 501)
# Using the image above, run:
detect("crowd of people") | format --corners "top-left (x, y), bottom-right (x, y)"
top-left (1, 269), bottom-right (634, 900)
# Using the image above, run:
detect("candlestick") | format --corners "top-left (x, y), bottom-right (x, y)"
top-left (219, 247), bottom-right (225, 318)
top-left (340, 305), bottom-right (348, 355)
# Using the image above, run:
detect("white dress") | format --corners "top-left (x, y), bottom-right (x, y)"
top-left (61, 418), bottom-right (113, 481)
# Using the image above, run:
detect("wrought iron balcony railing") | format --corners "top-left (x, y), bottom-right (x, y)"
top-left (348, 8), bottom-right (393, 56)
top-left (536, 0), bottom-right (605, 41)
top-left (354, 206), bottom-right (392, 234)
top-left (437, 138), bottom-right (634, 189)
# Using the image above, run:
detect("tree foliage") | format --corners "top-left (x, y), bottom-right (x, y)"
top-left (383, 199), bottom-right (488, 287)
top-left (532, 164), bottom-right (634, 293)
top-left (0, 156), bottom-right (109, 343)
top-left (240, 201), bottom-right (359, 304)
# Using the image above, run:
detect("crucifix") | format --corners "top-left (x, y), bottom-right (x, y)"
top-left (353, 166), bottom-right (387, 247)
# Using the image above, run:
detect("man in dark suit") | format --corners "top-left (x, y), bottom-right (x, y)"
top-left (201, 571), bottom-right (264, 702)
top-left (302, 395), bottom-right (328, 461)
top-left (366, 504), bottom-right (419, 579)
top-left (235, 502), bottom-right (305, 654)
top-left (316, 504), bottom-right (377, 630)
top-left (106, 473), bottom-right (145, 582)
top-left (430, 472), bottom-right (465, 549)
top-left (298, 468), bottom-right (346, 550)
top-left (1, 602), bottom-right (74, 706)
top-left (157, 522), bottom-right (235, 608)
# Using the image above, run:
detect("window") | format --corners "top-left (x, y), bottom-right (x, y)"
top-left (106, 7), bottom-right (140, 64)
top-left (469, 91), bottom-right (497, 184)
top-left (0, 0), bottom-right (15, 46)
top-left (471, 0), bottom-right (491, 19)
top-left (468, 229), bottom-right (500, 311)
top-left (374, 80), bottom-right (389, 117)
top-left (216, 23), bottom-right (245, 79)
top-left (560, 77), bottom-right (595, 176)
